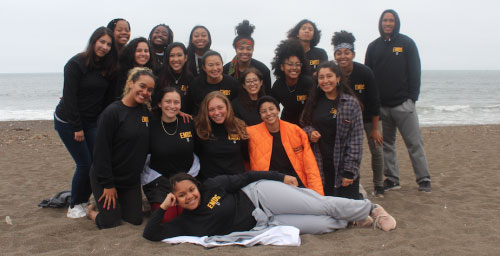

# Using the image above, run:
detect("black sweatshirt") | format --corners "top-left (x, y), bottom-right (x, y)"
top-left (305, 47), bottom-right (328, 75)
top-left (187, 74), bottom-right (240, 115)
top-left (231, 98), bottom-right (262, 126)
top-left (271, 75), bottom-right (313, 125)
top-left (90, 101), bottom-right (150, 189)
top-left (269, 132), bottom-right (305, 187)
top-left (223, 58), bottom-right (272, 95)
top-left (149, 115), bottom-right (194, 177)
top-left (143, 171), bottom-right (286, 241)
top-left (154, 70), bottom-right (194, 114)
top-left (194, 122), bottom-right (247, 181)
top-left (55, 54), bottom-right (110, 131)
top-left (365, 10), bottom-right (421, 107)
top-left (347, 62), bottom-right (380, 123)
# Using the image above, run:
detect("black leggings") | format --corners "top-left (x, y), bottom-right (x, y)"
top-left (90, 175), bottom-right (143, 229)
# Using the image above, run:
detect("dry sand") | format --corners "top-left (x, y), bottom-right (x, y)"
top-left (1, 120), bottom-right (499, 255)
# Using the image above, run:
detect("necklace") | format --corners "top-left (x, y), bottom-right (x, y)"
top-left (161, 118), bottom-right (178, 136)
top-left (286, 84), bottom-right (296, 93)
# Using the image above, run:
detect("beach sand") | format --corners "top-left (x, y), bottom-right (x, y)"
top-left (1, 120), bottom-right (499, 255)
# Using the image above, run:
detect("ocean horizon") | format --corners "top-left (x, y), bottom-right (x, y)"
top-left (1, 70), bottom-right (499, 126)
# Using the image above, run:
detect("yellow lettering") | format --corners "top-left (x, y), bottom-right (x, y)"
top-left (309, 59), bottom-right (320, 65)
top-left (180, 85), bottom-right (188, 92)
top-left (141, 116), bottom-right (149, 123)
top-left (330, 108), bottom-right (338, 115)
top-left (297, 95), bottom-right (307, 101)
top-left (355, 84), bottom-right (365, 90)
top-left (228, 134), bottom-right (240, 141)
top-left (180, 131), bottom-right (192, 139)
top-left (220, 89), bottom-right (231, 96)
top-left (206, 194), bottom-right (221, 209)
top-left (393, 47), bottom-right (403, 53)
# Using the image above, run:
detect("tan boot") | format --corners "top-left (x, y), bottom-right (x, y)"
top-left (371, 205), bottom-right (396, 231)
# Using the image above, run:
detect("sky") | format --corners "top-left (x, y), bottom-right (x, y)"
top-left (1, 0), bottom-right (499, 73)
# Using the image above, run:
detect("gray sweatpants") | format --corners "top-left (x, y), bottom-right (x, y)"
top-left (379, 99), bottom-right (431, 184)
top-left (364, 121), bottom-right (384, 188)
top-left (242, 180), bottom-right (373, 234)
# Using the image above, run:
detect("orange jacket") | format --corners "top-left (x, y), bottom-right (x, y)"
top-left (246, 120), bottom-right (324, 195)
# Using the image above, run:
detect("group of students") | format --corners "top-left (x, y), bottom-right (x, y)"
top-left (53, 12), bottom-right (411, 241)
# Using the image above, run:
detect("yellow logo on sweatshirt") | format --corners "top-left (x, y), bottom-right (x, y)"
top-left (309, 59), bottom-right (320, 65)
top-left (393, 47), bottom-right (403, 53)
top-left (228, 134), bottom-right (240, 141)
top-left (180, 84), bottom-right (188, 92)
top-left (355, 84), bottom-right (365, 91)
top-left (220, 89), bottom-right (231, 96)
top-left (180, 131), bottom-right (192, 139)
top-left (297, 95), bottom-right (307, 101)
top-left (207, 194), bottom-right (221, 209)
top-left (141, 116), bottom-right (149, 123)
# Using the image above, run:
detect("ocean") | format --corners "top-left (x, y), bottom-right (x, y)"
top-left (0, 71), bottom-right (499, 126)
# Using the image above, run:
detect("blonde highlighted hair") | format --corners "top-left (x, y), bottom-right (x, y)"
top-left (194, 91), bottom-right (248, 140)
top-left (122, 67), bottom-right (156, 109)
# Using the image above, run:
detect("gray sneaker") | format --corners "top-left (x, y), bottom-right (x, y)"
top-left (418, 181), bottom-right (432, 192)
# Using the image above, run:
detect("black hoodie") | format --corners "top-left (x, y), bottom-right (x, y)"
top-left (365, 9), bottom-right (421, 107)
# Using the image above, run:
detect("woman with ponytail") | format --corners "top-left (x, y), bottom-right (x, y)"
top-left (223, 20), bottom-right (271, 94)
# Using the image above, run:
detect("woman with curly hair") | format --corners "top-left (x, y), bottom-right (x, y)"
top-left (287, 19), bottom-right (328, 75)
top-left (193, 91), bottom-right (248, 181)
top-left (223, 20), bottom-right (271, 94)
top-left (300, 61), bottom-right (364, 199)
top-left (148, 24), bottom-right (174, 69)
top-left (231, 67), bottom-right (266, 126)
top-left (270, 39), bottom-right (313, 125)
top-left (186, 25), bottom-right (212, 77)
top-left (332, 30), bottom-right (384, 198)
top-left (155, 42), bottom-right (193, 114)
top-left (110, 37), bottom-right (156, 102)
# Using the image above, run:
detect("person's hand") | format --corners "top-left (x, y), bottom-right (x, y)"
top-left (341, 178), bottom-right (354, 187)
top-left (160, 193), bottom-right (177, 210)
top-left (369, 129), bottom-right (383, 147)
top-left (283, 175), bottom-right (298, 187)
top-left (179, 112), bottom-right (193, 123)
top-left (98, 187), bottom-right (118, 210)
top-left (310, 130), bottom-right (322, 143)
top-left (74, 130), bottom-right (84, 142)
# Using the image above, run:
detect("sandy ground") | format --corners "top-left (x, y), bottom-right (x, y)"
top-left (0, 120), bottom-right (499, 255)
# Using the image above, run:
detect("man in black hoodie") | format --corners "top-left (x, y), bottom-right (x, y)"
top-left (365, 9), bottom-right (431, 192)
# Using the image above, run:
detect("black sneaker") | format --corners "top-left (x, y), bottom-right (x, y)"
top-left (383, 179), bottom-right (401, 191)
top-left (373, 186), bottom-right (385, 198)
top-left (418, 181), bottom-right (432, 192)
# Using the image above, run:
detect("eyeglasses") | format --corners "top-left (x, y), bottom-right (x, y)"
top-left (284, 62), bottom-right (302, 67)
top-left (245, 79), bottom-right (260, 84)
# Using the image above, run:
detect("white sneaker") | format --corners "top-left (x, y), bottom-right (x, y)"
top-left (67, 204), bottom-right (87, 219)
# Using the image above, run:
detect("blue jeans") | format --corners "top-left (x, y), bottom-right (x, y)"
top-left (54, 117), bottom-right (97, 207)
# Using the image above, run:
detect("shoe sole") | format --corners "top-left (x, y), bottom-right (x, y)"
top-left (384, 185), bottom-right (401, 192)
top-left (371, 192), bottom-right (385, 198)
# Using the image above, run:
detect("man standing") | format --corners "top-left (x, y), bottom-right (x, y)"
top-left (365, 9), bottom-right (431, 192)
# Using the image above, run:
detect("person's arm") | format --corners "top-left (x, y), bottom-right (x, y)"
top-left (364, 41), bottom-right (375, 69)
top-left (298, 128), bottom-right (325, 195)
top-left (341, 99), bottom-right (364, 182)
top-left (93, 107), bottom-right (119, 189)
top-left (406, 38), bottom-right (421, 102)
top-left (62, 57), bottom-right (84, 133)
top-left (364, 66), bottom-right (383, 146)
top-left (207, 171), bottom-right (287, 192)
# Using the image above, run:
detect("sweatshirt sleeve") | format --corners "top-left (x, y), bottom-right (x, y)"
top-left (61, 58), bottom-right (84, 131)
top-left (143, 208), bottom-right (168, 241)
top-left (364, 65), bottom-right (381, 118)
top-left (364, 42), bottom-right (375, 69)
top-left (92, 106), bottom-right (119, 188)
top-left (262, 66), bottom-right (272, 95)
top-left (207, 171), bottom-right (285, 192)
top-left (406, 38), bottom-right (421, 102)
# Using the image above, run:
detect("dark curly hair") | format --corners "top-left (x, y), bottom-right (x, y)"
top-left (300, 61), bottom-right (358, 127)
top-left (232, 20), bottom-right (255, 48)
top-left (107, 18), bottom-right (130, 32)
top-left (331, 30), bottom-right (356, 52)
top-left (270, 39), bottom-right (308, 80)
top-left (148, 24), bottom-right (174, 50)
top-left (287, 19), bottom-right (321, 47)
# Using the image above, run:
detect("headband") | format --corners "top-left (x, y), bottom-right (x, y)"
top-left (334, 43), bottom-right (354, 52)
top-left (236, 38), bottom-right (254, 48)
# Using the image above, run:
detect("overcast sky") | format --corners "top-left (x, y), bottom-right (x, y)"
top-left (1, 0), bottom-right (499, 73)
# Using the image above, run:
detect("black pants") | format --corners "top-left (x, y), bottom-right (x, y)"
top-left (323, 158), bottom-right (362, 199)
top-left (90, 175), bottom-right (143, 229)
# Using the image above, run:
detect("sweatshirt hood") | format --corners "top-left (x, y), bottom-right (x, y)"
top-left (378, 9), bottom-right (401, 39)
